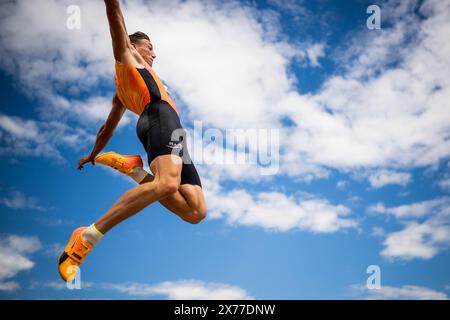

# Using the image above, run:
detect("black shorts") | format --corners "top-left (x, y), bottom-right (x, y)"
top-left (136, 100), bottom-right (202, 187)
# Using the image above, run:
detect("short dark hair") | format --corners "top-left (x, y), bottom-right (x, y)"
top-left (129, 31), bottom-right (150, 44)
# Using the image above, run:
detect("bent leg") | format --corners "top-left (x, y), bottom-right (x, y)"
top-left (139, 172), bottom-right (207, 224)
top-left (94, 155), bottom-right (182, 234)
top-left (178, 184), bottom-right (207, 224)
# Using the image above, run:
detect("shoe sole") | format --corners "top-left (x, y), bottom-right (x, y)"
top-left (58, 227), bottom-right (86, 282)
top-left (95, 152), bottom-right (143, 175)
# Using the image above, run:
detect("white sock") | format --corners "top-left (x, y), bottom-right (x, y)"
top-left (82, 224), bottom-right (104, 245)
top-left (128, 167), bottom-right (150, 184)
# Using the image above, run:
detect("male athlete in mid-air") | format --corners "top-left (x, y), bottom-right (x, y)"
top-left (58, 0), bottom-right (207, 281)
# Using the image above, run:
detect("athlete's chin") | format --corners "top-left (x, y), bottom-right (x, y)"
top-left (148, 60), bottom-right (154, 66)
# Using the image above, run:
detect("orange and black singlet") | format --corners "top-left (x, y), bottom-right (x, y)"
top-left (114, 60), bottom-right (178, 116)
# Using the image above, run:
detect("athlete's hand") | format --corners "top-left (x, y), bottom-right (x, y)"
top-left (78, 154), bottom-right (96, 171)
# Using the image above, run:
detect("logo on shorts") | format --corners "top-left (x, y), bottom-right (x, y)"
top-left (166, 141), bottom-right (183, 150)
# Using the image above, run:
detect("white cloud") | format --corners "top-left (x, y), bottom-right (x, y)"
top-left (203, 176), bottom-right (357, 233)
top-left (29, 281), bottom-right (68, 291)
top-left (266, 0), bottom-right (329, 36)
top-left (278, 0), bottom-right (450, 182)
top-left (0, 235), bottom-right (41, 291)
top-left (0, 113), bottom-right (93, 161)
top-left (366, 170), bottom-right (412, 188)
top-left (29, 280), bottom-right (94, 291)
top-left (0, 191), bottom-right (46, 211)
top-left (104, 279), bottom-right (254, 300)
top-left (42, 243), bottom-right (64, 258)
top-left (369, 197), bottom-right (450, 260)
top-left (381, 218), bottom-right (450, 260)
top-left (71, 96), bottom-right (133, 127)
top-left (0, 114), bottom-right (40, 139)
top-left (382, 223), bottom-right (439, 260)
top-left (336, 181), bottom-right (347, 189)
top-left (368, 197), bottom-right (449, 219)
top-left (352, 283), bottom-right (448, 300)
top-left (397, 191), bottom-right (410, 197)
top-left (306, 43), bottom-right (325, 67)
top-left (0, 282), bottom-right (20, 291)
top-left (267, 0), bottom-right (308, 18)
top-left (367, 203), bottom-right (387, 214)
top-left (346, 196), bottom-right (362, 205)
top-left (29, 278), bottom-right (252, 299)
top-left (439, 178), bottom-right (450, 191)
top-left (33, 213), bottom-right (74, 227)
top-left (371, 227), bottom-right (385, 237)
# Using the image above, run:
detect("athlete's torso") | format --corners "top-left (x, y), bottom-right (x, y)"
top-left (114, 60), bottom-right (178, 116)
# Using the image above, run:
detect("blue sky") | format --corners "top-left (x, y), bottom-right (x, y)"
top-left (0, 0), bottom-right (449, 300)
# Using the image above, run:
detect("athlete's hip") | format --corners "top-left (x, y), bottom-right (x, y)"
top-left (136, 100), bottom-right (183, 144)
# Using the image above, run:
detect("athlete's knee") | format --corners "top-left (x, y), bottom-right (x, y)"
top-left (186, 207), bottom-right (207, 225)
top-left (157, 178), bottom-right (180, 198)
top-left (141, 177), bottom-right (179, 199)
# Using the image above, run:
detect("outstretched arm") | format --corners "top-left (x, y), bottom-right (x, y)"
top-left (104, 0), bottom-right (132, 63)
top-left (78, 94), bottom-right (126, 170)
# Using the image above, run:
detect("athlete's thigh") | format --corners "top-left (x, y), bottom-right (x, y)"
top-left (150, 154), bottom-right (183, 182)
top-left (179, 184), bottom-right (206, 213)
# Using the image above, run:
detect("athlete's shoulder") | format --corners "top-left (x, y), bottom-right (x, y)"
top-left (114, 50), bottom-right (145, 69)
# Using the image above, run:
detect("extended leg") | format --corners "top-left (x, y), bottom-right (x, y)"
top-left (95, 155), bottom-right (182, 234)
top-left (95, 152), bottom-right (207, 224)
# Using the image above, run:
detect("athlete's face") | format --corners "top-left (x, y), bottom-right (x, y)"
top-left (134, 39), bottom-right (156, 66)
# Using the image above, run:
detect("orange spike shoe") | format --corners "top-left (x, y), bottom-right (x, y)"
top-left (58, 227), bottom-right (93, 282)
top-left (95, 152), bottom-right (143, 175)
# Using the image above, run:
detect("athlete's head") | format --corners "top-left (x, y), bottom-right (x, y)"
top-left (129, 31), bottom-right (156, 66)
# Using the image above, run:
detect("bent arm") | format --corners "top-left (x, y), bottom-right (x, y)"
top-left (104, 0), bottom-right (132, 62)
top-left (88, 94), bottom-right (126, 157)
